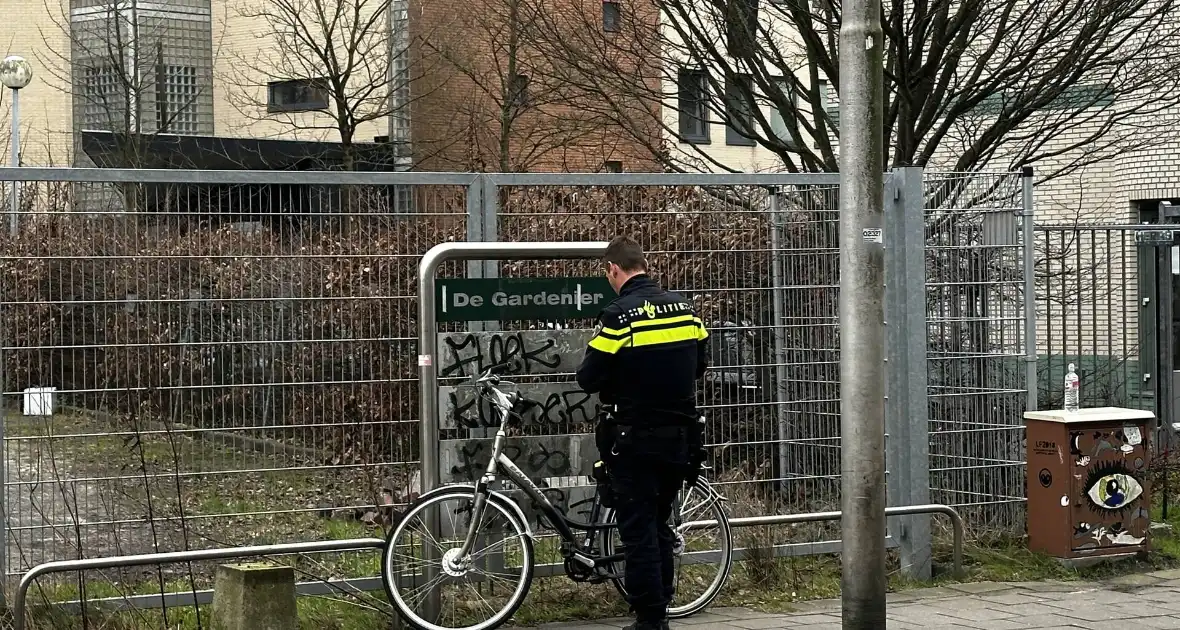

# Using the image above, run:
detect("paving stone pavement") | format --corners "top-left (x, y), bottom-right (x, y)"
top-left (526, 569), bottom-right (1180, 629)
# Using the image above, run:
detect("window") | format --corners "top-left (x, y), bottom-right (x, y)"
top-left (603, 160), bottom-right (623, 172)
top-left (725, 74), bottom-right (755, 146)
top-left (973, 84), bottom-right (1115, 116)
top-left (83, 65), bottom-right (121, 130)
top-left (677, 68), bottom-right (710, 144)
top-left (817, 78), bottom-right (840, 130)
top-left (603, 0), bottom-right (621, 32)
top-left (509, 73), bottom-right (531, 109)
top-left (726, 0), bottom-right (759, 57)
top-left (157, 65), bottom-right (199, 134)
top-left (267, 78), bottom-right (329, 113)
top-left (768, 76), bottom-right (797, 147)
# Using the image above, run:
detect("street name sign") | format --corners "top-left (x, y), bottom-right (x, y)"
top-left (435, 277), bottom-right (613, 322)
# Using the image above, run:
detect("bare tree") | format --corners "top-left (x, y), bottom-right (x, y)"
top-left (223, 0), bottom-right (430, 170)
top-left (422, 0), bottom-right (631, 172)
top-left (530, 0), bottom-right (1180, 178)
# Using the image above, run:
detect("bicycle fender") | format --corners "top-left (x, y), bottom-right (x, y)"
top-left (417, 483), bottom-right (536, 540)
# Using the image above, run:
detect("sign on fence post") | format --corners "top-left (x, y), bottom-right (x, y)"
top-left (435, 277), bottom-right (612, 322)
top-left (433, 275), bottom-right (605, 552)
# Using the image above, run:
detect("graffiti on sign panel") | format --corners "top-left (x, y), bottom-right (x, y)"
top-left (439, 383), bottom-right (601, 429)
top-left (439, 434), bottom-right (596, 482)
top-left (437, 329), bottom-right (594, 378)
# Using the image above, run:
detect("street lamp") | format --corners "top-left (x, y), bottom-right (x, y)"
top-left (1, 55), bottom-right (32, 237)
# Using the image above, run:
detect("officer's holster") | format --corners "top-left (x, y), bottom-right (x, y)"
top-left (593, 405), bottom-right (622, 508)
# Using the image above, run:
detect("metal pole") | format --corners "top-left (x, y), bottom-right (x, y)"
top-left (883, 167), bottom-right (931, 580)
top-left (417, 240), bottom-right (609, 621)
top-left (9, 87), bottom-right (19, 236)
top-left (769, 192), bottom-right (790, 491)
top-left (1021, 167), bottom-right (1037, 411)
top-left (1, 86), bottom-right (15, 601)
top-left (838, 0), bottom-right (886, 623)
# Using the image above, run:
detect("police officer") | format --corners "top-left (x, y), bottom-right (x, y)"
top-left (576, 236), bottom-right (709, 630)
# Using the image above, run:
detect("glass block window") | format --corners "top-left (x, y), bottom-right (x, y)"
top-left (83, 65), bottom-right (121, 130)
top-left (158, 65), bottom-right (199, 134)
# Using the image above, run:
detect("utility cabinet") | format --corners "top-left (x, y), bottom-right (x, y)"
top-left (1024, 407), bottom-right (1154, 559)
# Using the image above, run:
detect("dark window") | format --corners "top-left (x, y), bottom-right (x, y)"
top-left (267, 78), bottom-right (329, 113)
top-left (510, 73), bottom-right (531, 109)
top-left (603, 160), bottom-right (623, 172)
top-left (603, 1), bottom-right (621, 32)
top-left (727, 0), bottom-right (759, 57)
top-left (769, 76), bottom-right (797, 147)
top-left (725, 74), bottom-right (755, 146)
top-left (677, 68), bottom-right (710, 144)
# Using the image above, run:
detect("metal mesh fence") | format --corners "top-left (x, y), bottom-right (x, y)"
top-left (488, 175), bottom-right (845, 554)
top-left (0, 172), bottom-right (471, 595)
top-left (1034, 226), bottom-right (1146, 412)
top-left (924, 172), bottom-right (1029, 531)
top-left (0, 168), bottom-right (1038, 611)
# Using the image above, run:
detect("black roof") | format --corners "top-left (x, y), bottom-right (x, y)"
top-left (80, 131), bottom-right (405, 171)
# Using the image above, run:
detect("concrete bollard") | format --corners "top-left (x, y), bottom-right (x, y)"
top-left (211, 563), bottom-right (298, 630)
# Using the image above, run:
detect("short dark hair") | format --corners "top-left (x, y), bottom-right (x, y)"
top-left (604, 236), bottom-right (647, 272)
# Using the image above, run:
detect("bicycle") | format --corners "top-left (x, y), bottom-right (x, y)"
top-left (382, 365), bottom-right (734, 630)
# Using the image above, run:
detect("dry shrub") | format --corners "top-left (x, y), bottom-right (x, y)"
top-left (0, 181), bottom-right (839, 486)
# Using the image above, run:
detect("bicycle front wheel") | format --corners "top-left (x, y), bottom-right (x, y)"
top-left (603, 478), bottom-right (733, 618)
top-left (382, 486), bottom-right (535, 630)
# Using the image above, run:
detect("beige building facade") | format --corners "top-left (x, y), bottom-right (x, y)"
top-left (1, 0), bottom-right (394, 170)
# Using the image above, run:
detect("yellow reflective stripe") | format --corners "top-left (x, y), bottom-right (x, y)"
top-left (632, 325), bottom-right (701, 347)
top-left (631, 314), bottom-right (695, 328)
top-left (694, 317), bottom-right (709, 340)
top-left (589, 334), bottom-right (629, 354)
top-left (600, 326), bottom-right (629, 336)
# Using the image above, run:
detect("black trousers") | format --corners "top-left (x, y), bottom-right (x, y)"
top-left (609, 425), bottom-right (688, 623)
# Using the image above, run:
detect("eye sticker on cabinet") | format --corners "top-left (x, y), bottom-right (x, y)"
top-left (1084, 462), bottom-right (1144, 513)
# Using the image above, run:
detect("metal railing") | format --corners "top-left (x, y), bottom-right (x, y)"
top-left (686, 504), bottom-right (965, 577)
top-left (12, 503), bottom-right (964, 628)
top-left (13, 538), bottom-right (386, 630)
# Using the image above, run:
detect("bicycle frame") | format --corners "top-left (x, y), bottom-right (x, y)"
top-left (455, 378), bottom-right (619, 570)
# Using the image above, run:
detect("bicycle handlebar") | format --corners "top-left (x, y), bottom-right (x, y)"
top-left (469, 363), bottom-right (525, 424)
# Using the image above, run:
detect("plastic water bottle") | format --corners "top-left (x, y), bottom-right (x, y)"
top-left (1064, 363), bottom-right (1080, 413)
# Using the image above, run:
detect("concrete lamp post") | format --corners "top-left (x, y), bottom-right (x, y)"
top-left (0, 55), bottom-right (32, 236)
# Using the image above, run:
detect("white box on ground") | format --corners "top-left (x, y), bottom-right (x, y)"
top-left (22, 387), bottom-right (57, 416)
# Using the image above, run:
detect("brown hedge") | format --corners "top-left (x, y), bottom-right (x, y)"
top-left (0, 182), bottom-right (839, 482)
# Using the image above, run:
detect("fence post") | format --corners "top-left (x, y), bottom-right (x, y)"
top-left (769, 192), bottom-right (791, 492)
top-left (884, 166), bottom-right (932, 580)
top-left (481, 176), bottom-right (500, 331)
top-left (465, 178), bottom-right (487, 332)
top-left (1021, 167), bottom-right (1038, 412)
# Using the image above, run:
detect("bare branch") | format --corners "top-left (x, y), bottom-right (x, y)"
top-left (528, 0), bottom-right (1180, 176)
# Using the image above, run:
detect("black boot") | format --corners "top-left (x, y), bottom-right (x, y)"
top-left (622, 621), bottom-right (664, 630)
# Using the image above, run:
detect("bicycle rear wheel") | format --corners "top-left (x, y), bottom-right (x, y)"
top-left (382, 487), bottom-right (535, 630)
top-left (603, 479), bottom-right (733, 618)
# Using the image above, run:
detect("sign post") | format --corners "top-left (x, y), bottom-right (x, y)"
top-left (416, 241), bottom-right (610, 623)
